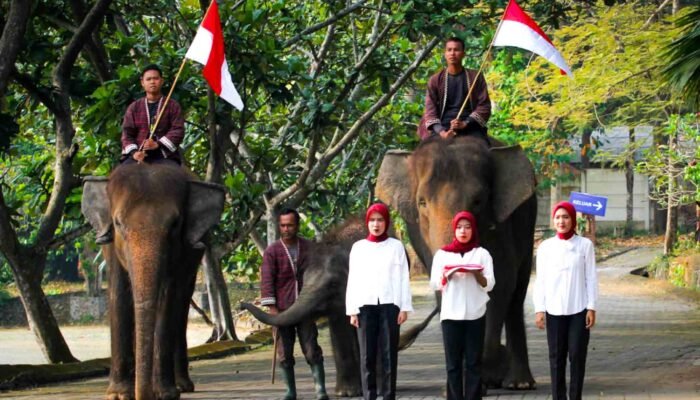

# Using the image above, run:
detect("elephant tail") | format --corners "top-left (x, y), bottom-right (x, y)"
top-left (398, 306), bottom-right (439, 351)
top-left (240, 284), bottom-right (328, 327)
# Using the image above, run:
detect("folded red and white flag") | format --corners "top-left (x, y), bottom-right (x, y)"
top-left (185, 1), bottom-right (244, 110)
top-left (440, 264), bottom-right (484, 290)
top-left (493, 0), bottom-right (572, 76)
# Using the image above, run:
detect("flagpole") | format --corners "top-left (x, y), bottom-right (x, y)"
top-left (455, 2), bottom-right (509, 122)
top-left (142, 0), bottom-right (218, 149)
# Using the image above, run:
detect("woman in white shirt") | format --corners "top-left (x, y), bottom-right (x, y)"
top-left (346, 203), bottom-right (413, 400)
top-left (430, 211), bottom-right (495, 400)
top-left (533, 201), bottom-right (598, 400)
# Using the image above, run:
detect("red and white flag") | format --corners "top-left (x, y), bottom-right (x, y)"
top-left (493, 0), bottom-right (572, 76)
top-left (185, 1), bottom-right (244, 110)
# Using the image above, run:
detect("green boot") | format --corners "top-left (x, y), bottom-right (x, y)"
top-left (310, 363), bottom-right (329, 400)
top-left (280, 366), bottom-right (297, 400)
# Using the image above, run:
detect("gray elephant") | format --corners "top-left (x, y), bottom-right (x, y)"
top-left (241, 218), bottom-right (365, 397)
top-left (375, 135), bottom-right (537, 389)
top-left (82, 163), bottom-right (225, 400)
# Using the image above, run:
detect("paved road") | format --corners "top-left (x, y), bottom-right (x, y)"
top-left (1, 247), bottom-right (698, 399)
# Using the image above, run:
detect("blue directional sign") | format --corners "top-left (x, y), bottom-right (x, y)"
top-left (569, 192), bottom-right (608, 217)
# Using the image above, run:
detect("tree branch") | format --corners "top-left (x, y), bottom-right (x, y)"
top-left (214, 210), bottom-right (265, 259)
top-left (0, 0), bottom-right (32, 96)
top-left (12, 67), bottom-right (59, 113)
top-left (284, 0), bottom-right (368, 47)
top-left (278, 36), bottom-right (442, 208)
top-left (47, 224), bottom-right (91, 250)
top-left (36, 0), bottom-right (112, 249)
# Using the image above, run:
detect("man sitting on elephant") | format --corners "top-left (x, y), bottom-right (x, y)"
top-left (417, 37), bottom-right (491, 142)
top-left (261, 208), bottom-right (329, 400)
top-left (120, 63), bottom-right (185, 166)
top-left (95, 64), bottom-right (185, 245)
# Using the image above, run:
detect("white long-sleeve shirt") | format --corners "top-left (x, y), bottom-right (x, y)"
top-left (430, 247), bottom-right (495, 321)
top-left (345, 238), bottom-right (413, 316)
top-left (533, 235), bottom-right (598, 316)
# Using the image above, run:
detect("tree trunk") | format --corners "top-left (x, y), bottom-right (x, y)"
top-left (0, 0), bottom-right (32, 96)
top-left (624, 129), bottom-right (635, 236)
top-left (202, 247), bottom-right (238, 342)
top-left (664, 204), bottom-right (678, 255)
top-left (202, 87), bottom-right (238, 342)
top-left (12, 260), bottom-right (78, 363)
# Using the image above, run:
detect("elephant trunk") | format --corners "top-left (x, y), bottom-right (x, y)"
top-left (130, 238), bottom-right (167, 400)
top-left (242, 283), bottom-right (328, 327)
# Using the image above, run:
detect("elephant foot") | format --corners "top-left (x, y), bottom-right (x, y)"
top-left (175, 376), bottom-right (195, 393)
top-left (105, 382), bottom-right (134, 400)
top-left (502, 369), bottom-right (536, 390)
top-left (153, 383), bottom-right (180, 400)
top-left (334, 383), bottom-right (362, 397)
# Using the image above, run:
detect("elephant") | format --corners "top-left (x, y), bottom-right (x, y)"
top-left (82, 163), bottom-right (225, 400)
top-left (375, 135), bottom-right (537, 390)
top-left (241, 218), bottom-right (365, 397)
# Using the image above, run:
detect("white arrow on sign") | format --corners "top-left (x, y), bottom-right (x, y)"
top-left (595, 201), bottom-right (602, 211)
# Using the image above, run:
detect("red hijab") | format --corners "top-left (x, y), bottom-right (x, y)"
top-left (441, 211), bottom-right (480, 254)
top-left (552, 201), bottom-right (577, 240)
top-left (365, 203), bottom-right (390, 242)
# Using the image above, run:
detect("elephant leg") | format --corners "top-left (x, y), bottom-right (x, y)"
top-left (106, 247), bottom-right (135, 400)
top-left (174, 262), bottom-right (198, 393)
top-left (503, 256), bottom-right (536, 390)
top-left (153, 276), bottom-right (179, 400)
top-left (328, 313), bottom-right (362, 397)
top-left (482, 272), bottom-right (515, 389)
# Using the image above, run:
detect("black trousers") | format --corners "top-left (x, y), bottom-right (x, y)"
top-left (356, 304), bottom-right (400, 400)
top-left (275, 319), bottom-right (324, 368)
top-left (546, 309), bottom-right (590, 400)
top-left (441, 317), bottom-right (485, 400)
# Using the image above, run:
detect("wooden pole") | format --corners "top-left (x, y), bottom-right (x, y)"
top-left (271, 328), bottom-right (279, 384)
top-left (139, 0), bottom-right (217, 150)
top-left (455, 8), bottom-right (507, 121)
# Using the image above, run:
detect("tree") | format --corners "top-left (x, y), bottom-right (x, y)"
top-left (0, 0), bottom-right (113, 363)
top-left (663, 6), bottom-right (700, 109)
top-left (637, 114), bottom-right (699, 252)
top-left (501, 2), bottom-right (686, 235)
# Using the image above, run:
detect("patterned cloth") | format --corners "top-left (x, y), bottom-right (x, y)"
top-left (121, 96), bottom-right (185, 162)
top-left (417, 68), bottom-right (491, 140)
top-left (259, 238), bottom-right (311, 311)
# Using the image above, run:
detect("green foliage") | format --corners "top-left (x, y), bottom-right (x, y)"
top-left (500, 2), bottom-right (686, 184)
top-left (636, 114), bottom-right (699, 207)
top-left (0, 0), bottom-right (634, 286)
top-left (663, 6), bottom-right (700, 110)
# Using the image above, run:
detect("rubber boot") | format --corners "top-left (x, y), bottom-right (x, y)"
top-left (310, 363), bottom-right (329, 400)
top-left (280, 366), bottom-right (297, 400)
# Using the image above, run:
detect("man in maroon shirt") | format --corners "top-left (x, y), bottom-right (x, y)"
top-left (417, 37), bottom-right (491, 141)
top-left (120, 64), bottom-right (184, 165)
top-left (95, 65), bottom-right (185, 244)
top-left (260, 209), bottom-right (328, 400)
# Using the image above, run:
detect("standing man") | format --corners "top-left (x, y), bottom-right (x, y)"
top-left (260, 208), bottom-right (329, 400)
top-left (417, 37), bottom-right (491, 141)
top-left (121, 64), bottom-right (185, 165)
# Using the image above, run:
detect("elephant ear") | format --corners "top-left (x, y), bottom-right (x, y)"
top-left (490, 144), bottom-right (536, 223)
top-left (81, 177), bottom-right (111, 237)
top-left (186, 181), bottom-right (225, 246)
top-left (376, 150), bottom-right (417, 224)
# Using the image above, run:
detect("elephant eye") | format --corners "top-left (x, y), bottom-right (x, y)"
top-left (418, 198), bottom-right (427, 207)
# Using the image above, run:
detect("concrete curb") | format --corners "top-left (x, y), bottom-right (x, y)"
top-left (0, 328), bottom-right (274, 392)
